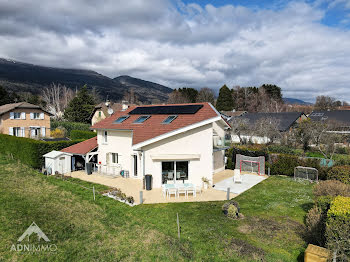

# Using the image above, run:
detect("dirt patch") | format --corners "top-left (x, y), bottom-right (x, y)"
top-left (238, 217), bottom-right (283, 237)
top-left (227, 238), bottom-right (265, 261)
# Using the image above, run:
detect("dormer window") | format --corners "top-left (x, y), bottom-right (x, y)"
top-left (133, 115), bottom-right (150, 124)
top-left (162, 115), bottom-right (177, 124)
top-left (114, 115), bottom-right (129, 124)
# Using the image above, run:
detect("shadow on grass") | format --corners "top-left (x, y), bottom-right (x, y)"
top-left (301, 202), bottom-right (314, 213)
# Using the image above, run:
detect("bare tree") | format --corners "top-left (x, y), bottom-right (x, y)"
top-left (253, 117), bottom-right (282, 144)
top-left (167, 89), bottom-right (190, 104)
top-left (42, 83), bottom-right (74, 119)
top-left (123, 88), bottom-right (139, 104)
top-left (196, 87), bottom-right (215, 104)
top-left (309, 121), bottom-right (344, 160)
top-left (314, 95), bottom-right (337, 111)
top-left (229, 117), bottom-right (251, 144)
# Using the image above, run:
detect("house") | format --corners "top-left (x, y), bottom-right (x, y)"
top-left (90, 101), bottom-right (136, 126)
top-left (230, 112), bottom-right (307, 144)
top-left (86, 102), bottom-right (230, 188)
top-left (0, 102), bottom-right (52, 138)
top-left (220, 110), bottom-right (247, 120)
top-left (309, 110), bottom-right (350, 134)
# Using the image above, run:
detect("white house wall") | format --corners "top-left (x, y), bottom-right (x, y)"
top-left (141, 124), bottom-right (213, 188)
top-left (97, 130), bottom-right (138, 177)
top-left (231, 134), bottom-right (270, 144)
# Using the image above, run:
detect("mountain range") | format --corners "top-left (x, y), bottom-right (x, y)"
top-left (0, 58), bottom-right (172, 103)
top-left (0, 58), bottom-right (312, 105)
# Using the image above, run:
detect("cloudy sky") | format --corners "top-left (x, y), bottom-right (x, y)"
top-left (0, 0), bottom-right (349, 102)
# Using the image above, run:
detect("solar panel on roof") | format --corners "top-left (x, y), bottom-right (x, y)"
top-left (128, 104), bottom-right (203, 115)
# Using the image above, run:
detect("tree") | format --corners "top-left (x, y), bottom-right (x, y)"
top-left (63, 85), bottom-right (95, 123)
top-left (167, 89), bottom-right (190, 104)
top-left (196, 88), bottom-right (215, 104)
top-left (0, 86), bottom-right (19, 105)
top-left (293, 119), bottom-right (313, 152)
top-left (253, 117), bottom-right (281, 144)
top-left (42, 83), bottom-right (74, 120)
top-left (314, 96), bottom-right (337, 111)
top-left (123, 88), bottom-right (139, 104)
top-left (216, 85), bottom-right (234, 111)
top-left (261, 84), bottom-right (283, 101)
top-left (229, 117), bottom-right (251, 144)
top-left (178, 88), bottom-right (198, 103)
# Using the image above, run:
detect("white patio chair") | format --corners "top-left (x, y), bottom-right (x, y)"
top-left (186, 186), bottom-right (196, 197)
top-left (177, 186), bottom-right (187, 198)
top-left (161, 185), bottom-right (167, 198)
top-left (233, 169), bottom-right (242, 183)
top-left (167, 187), bottom-right (178, 198)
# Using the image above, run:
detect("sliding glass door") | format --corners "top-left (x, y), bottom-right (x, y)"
top-left (162, 161), bottom-right (188, 184)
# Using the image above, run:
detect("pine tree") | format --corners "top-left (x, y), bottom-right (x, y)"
top-left (63, 85), bottom-right (95, 123)
top-left (215, 85), bottom-right (234, 111)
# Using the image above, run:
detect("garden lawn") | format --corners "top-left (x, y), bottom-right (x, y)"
top-left (0, 155), bottom-right (314, 261)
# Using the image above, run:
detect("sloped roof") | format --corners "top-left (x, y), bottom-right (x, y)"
top-left (309, 110), bottom-right (350, 125)
top-left (236, 112), bottom-right (305, 132)
top-left (89, 102), bottom-right (137, 120)
top-left (91, 102), bottom-right (224, 146)
top-left (61, 137), bottom-right (97, 155)
top-left (43, 150), bottom-right (72, 158)
top-left (0, 102), bottom-right (53, 116)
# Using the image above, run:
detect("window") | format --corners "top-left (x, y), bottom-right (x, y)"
top-left (98, 111), bottom-right (102, 117)
top-left (103, 131), bottom-right (108, 143)
top-left (162, 115), bottom-right (177, 124)
top-left (114, 115), bottom-right (129, 123)
top-left (133, 115), bottom-right (150, 124)
top-left (33, 113), bottom-right (40, 119)
top-left (14, 112), bottom-right (21, 119)
top-left (162, 161), bottom-right (189, 184)
top-left (13, 127), bottom-right (21, 137)
top-left (111, 153), bottom-right (118, 164)
top-left (30, 127), bottom-right (40, 138)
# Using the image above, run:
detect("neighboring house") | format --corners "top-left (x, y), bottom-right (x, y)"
top-left (86, 102), bottom-right (230, 188)
top-left (220, 110), bottom-right (247, 121)
top-left (309, 110), bottom-right (350, 134)
top-left (0, 102), bottom-right (52, 138)
top-left (90, 101), bottom-right (136, 126)
top-left (231, 112), bottom-right (307, 144)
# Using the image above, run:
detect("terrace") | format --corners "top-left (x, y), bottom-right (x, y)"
top-left (67, 169), bottom-right (266, 204)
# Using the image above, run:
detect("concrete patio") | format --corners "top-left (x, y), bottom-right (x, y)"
top-left (68, 170), bottom-right (238, 205)
top-left (213, 170), bottom-right (267, 194)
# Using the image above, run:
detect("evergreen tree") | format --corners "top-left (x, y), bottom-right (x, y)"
top-left (0, 86), bottom-right (19, 105)
top-left (63, 85), bottom-right (95, 123)
top-left (216, 85), bottom-right (234, 111)
top-left (178, 87), bottom-right (198, 103)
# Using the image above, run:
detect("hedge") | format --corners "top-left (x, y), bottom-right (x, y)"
top-left (0, 134), bottom-right (83, 169)
top-left (327, 166), bottom-right (350, 185)
top-left (70, 130), bottom-right (96, 140)
top-left (326, 196), bottom-right (350, 260)
top-left (51, 120), bottom-right (90, 137)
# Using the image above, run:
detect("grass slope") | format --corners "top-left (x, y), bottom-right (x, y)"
top-left (0, 155), bottom-right (314, 261)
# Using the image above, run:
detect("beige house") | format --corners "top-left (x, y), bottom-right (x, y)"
top-left (0, 102), bottom-right (52, 138)
top-left (90, 101), bottom-right (134, 126)
top-left (90, 103), bottom-right (230, 188)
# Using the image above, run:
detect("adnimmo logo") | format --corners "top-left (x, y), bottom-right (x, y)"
top-left (10, 222), bottom-right (57, 252)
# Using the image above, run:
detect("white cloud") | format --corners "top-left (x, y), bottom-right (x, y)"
top-left (0, 0), bottom-right (349, 102)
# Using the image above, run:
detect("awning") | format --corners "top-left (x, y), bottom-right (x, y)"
top-left (151, 154), bottom-right (200, 161)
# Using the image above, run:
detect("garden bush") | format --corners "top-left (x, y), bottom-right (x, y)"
top-left (51, 120), bottom-right (90, 137)
top-left (326, 196), bottom-right (350, 261)
top-left (305, 206), bottom-right (326, 246)
top-left (327, 166), bottom-right (350, 185)
top-left (70, 130), bottom-right (96, 140)
top-left (51, 128), bottom-right (66, 138)
top-left (222, 200), bottom-right (241, 219)
top-left (0, 134), bottom-right (83, 169)
top-left (313, 180), bottom-right (350, 198)
top-left (267, 145), bottom-right (296, 155)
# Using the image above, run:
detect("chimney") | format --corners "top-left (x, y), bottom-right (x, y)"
top-left (122, 100), bottom-right (129, 111)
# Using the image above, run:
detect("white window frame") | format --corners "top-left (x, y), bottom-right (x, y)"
top-left (13, 112), bottom-right (21, 119)
top-left (32, 112), bottom-right (40, 119)
top-left (111, 153), bottom-right (119, 164)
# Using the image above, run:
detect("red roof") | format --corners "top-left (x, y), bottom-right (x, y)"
top-left (61, 137), bottom-right (97, 155)
top-left (90, 102), bottom-right (221, 146)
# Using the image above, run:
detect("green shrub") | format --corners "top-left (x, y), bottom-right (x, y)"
top-left (222, 200), bottom-right (240, 219)
top-left (70, 130), bottom-right (96, 140)
top-left (227, 205), bottom-right (238, 219)
top-left (327, 166), bottom-right (350, 185)
top-left (305, 206), bottom-right (326, 246)
top-left (0, 134), bottom-right (83, 169)
top-left (326, 196), bottom-right (350, 260)
top-left (313, 180), bottom-right (350, 198)
top-left (267, 145), bottom-right (295, 155)
top-left (315, 196), bottom-right (334, 214)
top-left (51, 120), bottom-right (90, 137)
